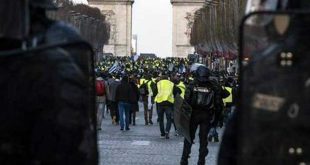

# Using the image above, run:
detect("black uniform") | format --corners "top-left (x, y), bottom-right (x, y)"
top-left (218, 1), bottom-right (310, 165)
top-left (181, 66), bottom-right (224, 165)
top-left (0, 1), bottom-right (97, 164)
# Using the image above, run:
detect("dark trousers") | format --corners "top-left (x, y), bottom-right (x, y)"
top-left (142, 96), bottom-right (153, 124)
top-left (109, 101), bottom-right (119, 123)
top-left (157, 104), bottom-right (173, 135)
top-left (129, 103), bottom-right (138, 125)
top-left (181, 110), bottom-right (212, 165)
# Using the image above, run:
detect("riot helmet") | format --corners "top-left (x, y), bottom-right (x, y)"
top-left (29, 0), bottom-right (57, 10)
top-left (0, 0), bottom-right (30, 40)
top-left (194, 65), bottom-right (210, 82)
top-left (189, 63), bottom-right (205, 74)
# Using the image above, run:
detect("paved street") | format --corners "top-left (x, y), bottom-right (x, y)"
top-left (98, 103), bottom-right (221, 165)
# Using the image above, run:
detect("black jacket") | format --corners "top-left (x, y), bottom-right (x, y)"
top-left (129, 81), bottom-right (139, 104)
top-left (0, 48), bottom-right (97, 165)
top-left (115, 79), bottom-right (132, 103)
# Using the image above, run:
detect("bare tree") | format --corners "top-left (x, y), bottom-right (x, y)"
top-left (190, 0), bottom-right (246, 62)
top-left (48, 0), bottom-right (110, 57)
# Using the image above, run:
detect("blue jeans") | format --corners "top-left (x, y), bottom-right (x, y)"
top-left (118, 102), bottom-right (131, 129)
top-left (157, 105), bottom-right (173, 135)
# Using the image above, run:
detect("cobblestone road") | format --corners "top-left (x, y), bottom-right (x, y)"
top-left (98, 103), bottom-right (221, 165)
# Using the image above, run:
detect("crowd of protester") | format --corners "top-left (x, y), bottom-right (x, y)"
top-left (95, 56), bottom-right (238, 140)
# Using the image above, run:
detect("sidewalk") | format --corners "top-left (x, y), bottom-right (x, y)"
top-left (98, 103), bottom-right (220, 165)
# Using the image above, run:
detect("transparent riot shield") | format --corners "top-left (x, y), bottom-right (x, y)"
top-left (0, 41), bottom-right (97, 165)
top-left (238, 11), bottom-right (310, 165)
top-left (174, 95), bottom-right (192, 143)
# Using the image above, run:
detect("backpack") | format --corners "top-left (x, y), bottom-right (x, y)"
top-left (139, 81), bottom-right (149, 96)
top-left (192, 86), bottom-right (214, 108)
top-left (96, 80), bottom-right (105, 96)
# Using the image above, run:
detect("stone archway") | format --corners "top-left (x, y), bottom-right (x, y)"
top-left (89, 0), bottom-right (134, 56)
top-left (171, 0), bottom-right (205, 58)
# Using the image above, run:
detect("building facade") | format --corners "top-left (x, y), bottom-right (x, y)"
top-left (171, 0), bottom-right (205, 58)
top-left (89, 0), bottom-right (134, 56)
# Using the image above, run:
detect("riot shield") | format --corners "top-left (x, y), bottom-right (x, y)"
top-left (238, 11), bottom-right (310, 165)
top-left (174, 94), bottom-right (192, 143)
top-left (0, 41), bottom-right (98, 165)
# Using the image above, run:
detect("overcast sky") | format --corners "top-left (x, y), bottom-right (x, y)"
top-left (133, 0), bottom-right (172, 57)
top-left (72, 0), bottom-right (88, 4)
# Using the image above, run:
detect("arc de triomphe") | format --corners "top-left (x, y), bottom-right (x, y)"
top-left (89, 0), bottom-right (134, 56)
top-left (88, 0), bottom-right (204, 58)
top-left (171, 0), bottom-right (205, 58)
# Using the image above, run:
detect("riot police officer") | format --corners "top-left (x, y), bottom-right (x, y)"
top-left (219, 0), bottom-right (310, 165)
top-left (0, 0), bottom-right (97, 164)
top-left (180, 64), bottom-right (224, 165)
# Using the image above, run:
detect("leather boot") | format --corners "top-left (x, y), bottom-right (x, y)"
top-left (180, 157), bottom-right (188, 165)
top-left (208, 135), bottom-right (213, 142)
top-left (197, 160), bottom-right (205, 165)
top-left (214, 136), bottom-right (219, 142)
top-left (198, 154), bottom-right (206, 165)
top-left (149, 120), bottom-right (153, 125)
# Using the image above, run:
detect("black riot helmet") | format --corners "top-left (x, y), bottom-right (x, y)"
top-left (29, 0), bottom-right (57, 10)
top-left (190, 63), bottom-right (210, 82)
top-left (196, 66), bottom-right (210, 82)
top-left (0, 0), bottom-right (30, 40)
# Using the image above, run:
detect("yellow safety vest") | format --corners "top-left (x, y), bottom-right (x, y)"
top-left (155, 80), bottom-right (175, 104)
top-left (177, 81), bottom-right (186, 99)
top-left (140, 78), bottom-right (146, 85)
top-left (147, 80), bottom-right (154, 96)
top-left (223, 87), bottom-right (233, 106)
top-left (138, 78), bottom-right (146, 88)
